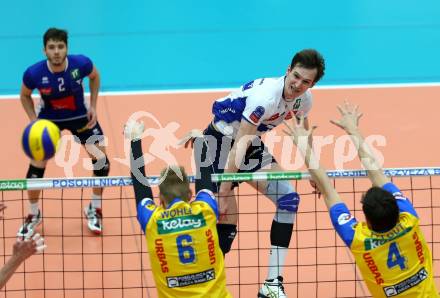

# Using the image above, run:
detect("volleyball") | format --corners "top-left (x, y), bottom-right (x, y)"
top-left (22, 119), bottom-right (61, 161)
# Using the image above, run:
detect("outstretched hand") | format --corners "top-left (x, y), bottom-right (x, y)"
top-left (282, 115), bottom-right (316, 146)
top-left (124, 119), bottom-right (145, 141)
top-left (330, 100), bottom-right (363, 133)
top-left (14, 233), bottom-right (46, 261)
top-left (283, 115), bottom-right (321, 196)
top-left (177, 129), bottom-right (204, 148)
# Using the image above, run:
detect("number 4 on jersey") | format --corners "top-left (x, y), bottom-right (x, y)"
top-left (387, 242), bottom-right (407, 270)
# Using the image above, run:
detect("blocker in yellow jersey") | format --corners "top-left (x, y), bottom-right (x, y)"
top-left (127, 119), bottom-right (231, 298)
top-left (332, 183), bottom-right (439, 297)
top-left (138, 193), bottom-right (230, 297)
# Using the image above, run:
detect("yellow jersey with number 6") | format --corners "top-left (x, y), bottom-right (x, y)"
top-left (136, 189), bottom-right (231, 298)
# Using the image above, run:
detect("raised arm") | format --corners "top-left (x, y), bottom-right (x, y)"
top-left (330, 101), bottom-right (389, 187)
top-left (0, 234), bottom-right (46, 289)
top-left (283, 116), bottom-right (342, 209)
top-left (124, 120), bottom-right (153, 205)
top-left (193, 136), bottom-right (216, 194)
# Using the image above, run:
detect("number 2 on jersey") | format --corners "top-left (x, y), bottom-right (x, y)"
top-left (176, 234), bottom-right (195, 264)
top-left (387, 242), bottom-right (407, 270)
top-left (58, 77), bottom-right (65, 92)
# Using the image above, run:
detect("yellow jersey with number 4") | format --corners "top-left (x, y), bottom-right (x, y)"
top-left (330, 183), bottom-right (439, 297)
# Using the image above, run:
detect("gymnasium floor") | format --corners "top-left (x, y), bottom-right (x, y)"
top-left (1, 0), bottom-right (440, 296)
top-left (0, 85), bottom-right (439, 297)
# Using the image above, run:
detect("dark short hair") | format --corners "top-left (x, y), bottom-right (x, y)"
top-left (361, 187), bottom-right (399, 232)
top-left (290, 49), bottom-right (325, 83)
top-left (158, 166), bottom-right (190, 202)
top-left (43, 28), bottom-right (68, 47)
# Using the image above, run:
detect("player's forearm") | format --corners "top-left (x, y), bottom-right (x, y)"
top-left (194, 138), bottom-right (215, 193)
top-left (224, 146), bottom-right (240, 174)
top-left (20, 95), bottom-right (37, 121)
top-left (130, 139), bottom-right (153, 205)
top-left (347, 129), bottom-right (389, 187)
top-left (89, 75), bottom-right (100, 109)
top-left (0, 255), bottom-right (24, 289)
top-left (299, 141), bottom-right (341, 208)
top-left (308, 168), bottom-right (341, 209)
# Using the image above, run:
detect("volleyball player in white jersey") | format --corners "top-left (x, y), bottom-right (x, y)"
top-left (185, 49), bottom-right (325, 297)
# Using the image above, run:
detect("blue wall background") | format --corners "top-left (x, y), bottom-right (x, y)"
top-left (1, 0), bottom-right (440, 94)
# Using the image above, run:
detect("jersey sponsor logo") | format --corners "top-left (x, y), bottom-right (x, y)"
top-left (284, 111), bottom-right (293, 120)
top-left (0, 180), bottom-right (26, 191)
top-left (155, 238), bottom-right (169, 273)
top-left (219, 107), bottom-right (237, 114)
top-left (39, 87), bottom-right (52, 95)
top-left (70, 68), bottom-right (80, 80)
top-left (393, 192), bottom-right (407, 201)
top-left (206, 229), bottom-right (216, 265)
top-left (363, 252), bottom-right (384, 285)
top-left (167, 268), bottom-right (215, 288)
top-left (160, 207), bottom-right (192, 219)
top-left (413, 231), bottom-right (425, 264)
top-left (337, 213), bottom-right (353, 225)
top-left (383, 267), bottom-right (428, 297)
top-left (157, 213), bottom-right (206, 234)
top-left (144, 203), bottom-right (156, 211)
top-left (364, 224), bottom-right (411, 250)
top-left (249, 106), bottom-right (265, 123)
top-left (42, 77), bottom-right (49, 84)
top-left (292, 98), bottom-right (302, 112)
top-left (140, 198), bottom-right (153, 206)
top-left (49, 95), bottom-right (77, 110)
top-left (242, 80), bottom-right (254, 91)
top-left (267, 113), bottom-right (280, 121)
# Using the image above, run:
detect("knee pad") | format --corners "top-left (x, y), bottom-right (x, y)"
top-left (216, 224), bottom-right (237, 255)
top-left (270, 220), bottom-right (293, 248)
top-left (26, 164), bottom-right (45, 179)
top-left (92, 156), bottom-right (110, 177)
top-left (265, 180), bottom-right (300, 224)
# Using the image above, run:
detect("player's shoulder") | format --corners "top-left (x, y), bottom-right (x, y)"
top-left (262, 76), bottom-right (285, 100)
top-left (194, 189), bottom-right (216, 204)
top-left (193, 190), bottom-right (219, 216)
top-left (256, 76), bottom-right (284, 92)
top-left (245, 76), bottom-right (283, 105)
top-left (24, 59), bottom-right (47, 76)
top-left (68, 54), bottom-right (92, 66)
top-left (138, 197), bottom-right (158, 213)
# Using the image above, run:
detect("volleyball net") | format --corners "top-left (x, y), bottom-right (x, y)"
top-left (0, 167), bottom-right (439, 298)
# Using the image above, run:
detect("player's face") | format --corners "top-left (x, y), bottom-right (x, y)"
top-left (44, 39), bottom-right (67, 67)
top-left (284, 65), bottom-right (317, 100)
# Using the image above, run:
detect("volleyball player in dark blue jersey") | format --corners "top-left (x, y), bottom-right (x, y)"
top-left (19, 28), bottom-right (110, 237)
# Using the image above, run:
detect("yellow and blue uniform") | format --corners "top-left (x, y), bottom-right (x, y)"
top-left (330, 183), bottom-right (439, 297)
top-left (137, 190), bottom-right (231, 298)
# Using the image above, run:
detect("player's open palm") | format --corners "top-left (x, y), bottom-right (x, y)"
top-left (283, 115), bottom-right (316, 146)
top-left (330, 100), bottom-right (363, 132)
